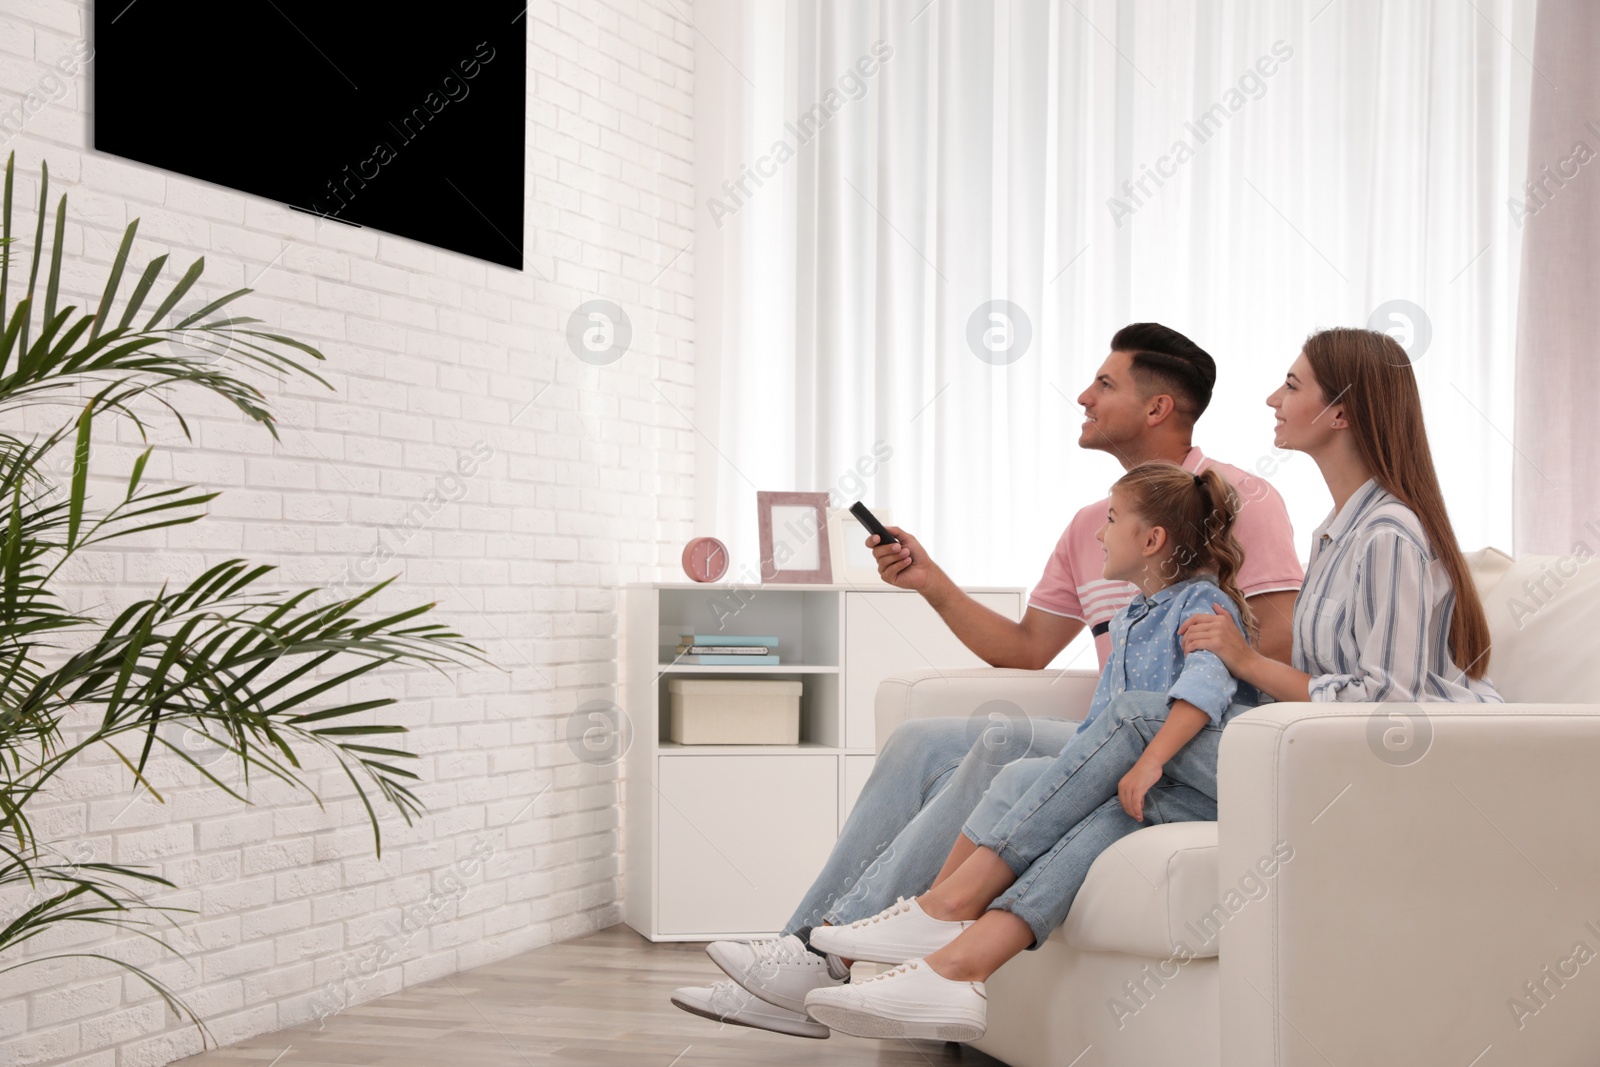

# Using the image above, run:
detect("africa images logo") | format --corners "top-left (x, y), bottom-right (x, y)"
top-left (307, 42), bottom-right (499, 220)
top-left (1105, 40), bottom-right (1294, 227)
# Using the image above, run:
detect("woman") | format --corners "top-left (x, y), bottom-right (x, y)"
top-left (803, 327), bottom-right (1501, 1041)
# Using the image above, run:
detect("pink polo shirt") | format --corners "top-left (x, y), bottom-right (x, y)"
top-left (1029, 447), bottom-right (1304, 666)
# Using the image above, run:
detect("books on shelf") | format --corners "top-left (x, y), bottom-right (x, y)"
top-left (666, 634), bottom-right (780, 666)
top-left (676, 645), bottom-right (774, 655)
top-left (678, 634), bottom-right (778, 647)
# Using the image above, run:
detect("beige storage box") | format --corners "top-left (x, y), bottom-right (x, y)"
top-left (667, 679), bottom-right (803, 744)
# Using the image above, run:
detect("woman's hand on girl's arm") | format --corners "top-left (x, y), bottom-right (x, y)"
top-left (1178, 604), bottom-right (1254, 669)
top-left (1180, 602), bottom-right (1313, 703)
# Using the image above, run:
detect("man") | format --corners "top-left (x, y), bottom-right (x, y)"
top-left (671, 324), bottom-right (1303, 1039)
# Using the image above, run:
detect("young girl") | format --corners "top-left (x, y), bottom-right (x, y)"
top-left (807, 459), bottom-right (1261, 1040)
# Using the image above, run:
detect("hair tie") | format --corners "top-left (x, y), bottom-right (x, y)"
top-left (1194, 473), bottom-right (1205, 489)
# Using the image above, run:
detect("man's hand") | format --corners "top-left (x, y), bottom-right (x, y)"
top-left (871, 525), bottom-right (936, 591)
top-left (1118, 755), bottom-right (1165, 822)
top-left (1178, 602), bottom-right (1255, 673)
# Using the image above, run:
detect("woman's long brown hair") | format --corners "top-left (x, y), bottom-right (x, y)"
top-left (1114, 462), bottom-right (1256, 641)
top-left (1301, 327), bottom-right (1491, 678)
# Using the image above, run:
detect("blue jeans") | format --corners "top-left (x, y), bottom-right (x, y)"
top-left (964, 689), bottom-right (1245, 947)
top-left (781, 715), bottom-right (1082, 937)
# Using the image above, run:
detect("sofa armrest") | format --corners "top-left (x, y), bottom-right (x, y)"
top-left (1218, 701), bottom-right (1600, 1066)
top-left (874, 667), bottom-right (1100, 750)
top-left (1061, 820), bottom-right (1221, 958)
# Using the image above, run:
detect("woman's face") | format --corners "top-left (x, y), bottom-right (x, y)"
top-left (1096, 488), bottom-right (1160, 585)
top-left (1267, 351), bottom-right (1343, 453)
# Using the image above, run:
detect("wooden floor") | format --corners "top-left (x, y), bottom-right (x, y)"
top-left (176, 924), bottom-right (1007, 1067)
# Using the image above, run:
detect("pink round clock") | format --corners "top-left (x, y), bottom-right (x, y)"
top-left (682, 536), bottom-right (729, 583)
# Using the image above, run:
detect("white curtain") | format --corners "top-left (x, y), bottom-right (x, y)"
top-left (1513, 0), bottom-right (1600, 557)
top-left (692, 0), bottom-right (1534, 615)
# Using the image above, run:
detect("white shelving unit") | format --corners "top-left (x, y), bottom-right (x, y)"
top-left (622, 581), bottom-right (1024, 941)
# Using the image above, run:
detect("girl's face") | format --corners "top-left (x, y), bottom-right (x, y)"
top-left (1096, 488), bottom-right (1164, 586)
top-left (1266, 351), bottom-right (1345, 453)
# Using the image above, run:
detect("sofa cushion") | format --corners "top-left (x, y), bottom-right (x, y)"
top-left (1478, 549), bottom-right (1600, 703)
top-left (1465, 545), bottom-right (1514, 601)
top-left (1059, 821), bottom-right (1227, 959)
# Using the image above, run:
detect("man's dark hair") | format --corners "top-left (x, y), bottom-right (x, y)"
top-left (1110, 322), bottom-right (1216, 424)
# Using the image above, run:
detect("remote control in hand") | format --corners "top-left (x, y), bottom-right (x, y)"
top-left (849, 501), bottom-right (900, 545)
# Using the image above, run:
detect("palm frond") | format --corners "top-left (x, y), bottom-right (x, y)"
top-left (0, 153), bottom-right (482, 1041)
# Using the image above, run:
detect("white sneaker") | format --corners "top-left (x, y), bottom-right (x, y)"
top-left (705, 934), bottom-right (849, 1014)
top-left (807, 898), bottom-right (973, 965)
top-left (671, 980), bottom-right (829, 1039)
top-left (805, 957), bottom-right (987, 1042)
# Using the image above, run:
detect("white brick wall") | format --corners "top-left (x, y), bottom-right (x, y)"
top-left (0, 1), bottom-right (693, 1063)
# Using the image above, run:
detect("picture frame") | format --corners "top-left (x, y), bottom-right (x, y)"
top-left (756, 491), bottom-right (833, 584)
top-left (827, 505), bottom-right (892, 585)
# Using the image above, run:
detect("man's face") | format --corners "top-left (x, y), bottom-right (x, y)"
top-left (1075, 351), bottom-right (1152, 456)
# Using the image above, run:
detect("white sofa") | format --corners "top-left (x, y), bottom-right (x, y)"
top-left (873, 548), bottom-right (1600, 1066)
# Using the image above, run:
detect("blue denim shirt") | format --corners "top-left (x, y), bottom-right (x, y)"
top-left (1076, 574), bottom-right (1264, 733)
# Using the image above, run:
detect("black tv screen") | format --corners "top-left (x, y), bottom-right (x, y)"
top-left (95, 3), bottom-right (526, 269)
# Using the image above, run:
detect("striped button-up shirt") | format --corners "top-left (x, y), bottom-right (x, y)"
top-left (1293, 479), bottom-right (1501, 703)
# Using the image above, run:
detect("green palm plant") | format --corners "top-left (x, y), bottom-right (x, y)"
top-left (0, 154), bottom-right (479, 1036)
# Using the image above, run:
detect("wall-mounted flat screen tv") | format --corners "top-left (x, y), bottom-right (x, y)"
top-left (95, 3), bottom-right (526, 269)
